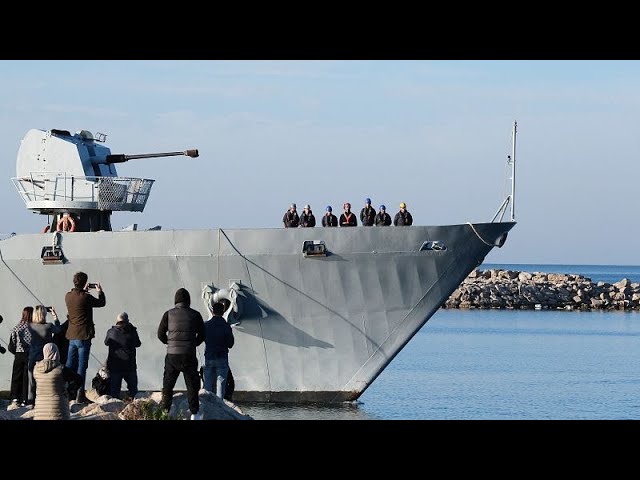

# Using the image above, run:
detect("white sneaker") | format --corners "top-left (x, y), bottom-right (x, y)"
top-left (190, 412), bottom-right (203, 420)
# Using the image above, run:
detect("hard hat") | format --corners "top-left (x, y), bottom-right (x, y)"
top-left (290, 203), bottom-right (296, 209)
top-left (380, 205), bottom-right (386, 210)
top-left (365, 197), bottom-right (371, 204)
top-left (326, 205), bottom-right (332, 212)
top-left (400, 202), bottom-right (406, 209)
top-left (304, 204), bottom-right (311, 210)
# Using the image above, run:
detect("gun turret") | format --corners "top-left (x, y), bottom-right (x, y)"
top-left (12, 128), bottom-right (199, 232)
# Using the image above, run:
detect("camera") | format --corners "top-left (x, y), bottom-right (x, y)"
top-left (87, 283), bottom-right (98, 289)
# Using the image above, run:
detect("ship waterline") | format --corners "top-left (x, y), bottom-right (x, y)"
top-left (0, 222), bottom-right (514, 402)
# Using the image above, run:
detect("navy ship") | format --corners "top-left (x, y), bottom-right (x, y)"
top-left (0, 124), bottom-right (517, 402)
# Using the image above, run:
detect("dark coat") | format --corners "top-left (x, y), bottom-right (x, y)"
top-left (105, 322), bottom-right (142, 372)
top-left (204, 315), bottom-right (235, 360)
top-left (322, 213), bottom-right (338, 227)
top-left (360, 206), bottom-right (376, 226)
top-left (157, 303), bottom-right (205, 355)
top-left (283, 210), bottom-right (300, 228)
top-left (300, 211), bottom-right (316, 227)
top-left (375, 212), bottom-right (392, 226)
top-left (65, 288), bottom-right (106, 340)
top-left (339, 211), bottom-right (358, 227)
top-left (394, 210), bottom-right (414, 226)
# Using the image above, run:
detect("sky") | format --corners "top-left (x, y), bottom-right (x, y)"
top-left (0, 60), bottom-right (637, 266)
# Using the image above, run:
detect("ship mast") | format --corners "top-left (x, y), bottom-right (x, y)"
top-left (510, 120), bottom-right (517, 221)
top-left (492, 120), bottom-right (518, 223)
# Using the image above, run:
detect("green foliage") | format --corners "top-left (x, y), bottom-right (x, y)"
top-left (140, 400), bottom-right (171, 420)
top-left (120, 398), bottom-right (177, 420)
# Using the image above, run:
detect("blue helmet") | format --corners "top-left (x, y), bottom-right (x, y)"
top-left (365, 197), bottom-right (371, 204)
top-left (326, 205), bottom-right (332, 212)
top-left (380, 205), bottom-right (386, 210)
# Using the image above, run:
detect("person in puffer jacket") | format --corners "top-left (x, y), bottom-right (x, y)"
top-left (33, 343), bottom-right (81, 420)
top-left (157, 288), bottom-right (205, 419)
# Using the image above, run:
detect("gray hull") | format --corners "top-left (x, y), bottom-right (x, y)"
top-left (0, 222), bottom-right (514, 402)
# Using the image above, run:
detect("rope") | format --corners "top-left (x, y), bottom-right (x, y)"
top-left (466, 222), bottom-right (497, 247)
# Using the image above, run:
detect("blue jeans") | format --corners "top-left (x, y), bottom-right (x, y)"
top-left (203, 356), bottom-right (229, 399)
top-left (66, 339), bottom-right (92, 390)
top-left (109, 369), bottom-right (138, 399)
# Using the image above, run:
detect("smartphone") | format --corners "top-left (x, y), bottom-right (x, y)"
top-left (45, 306), bottom-right (53, 312)
top-left (87, 283), bottom-right (98, 289)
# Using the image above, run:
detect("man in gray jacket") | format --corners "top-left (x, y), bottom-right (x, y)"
top-left (157, 287), bottom-right (205, 419)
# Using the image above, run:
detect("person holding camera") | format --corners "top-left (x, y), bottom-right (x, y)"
top-left (26, 305), bottom-right (62, 405)
top-left (65, 271), bottom-right (106, 403)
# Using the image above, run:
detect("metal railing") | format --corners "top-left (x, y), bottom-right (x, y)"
top-left (11, 172), bottom-right (155, 212)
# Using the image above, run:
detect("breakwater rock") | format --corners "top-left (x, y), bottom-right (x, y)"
top-left (1, 389), bottom-right (253, 420)
top-left (444, 269), bottom-right (640, 311)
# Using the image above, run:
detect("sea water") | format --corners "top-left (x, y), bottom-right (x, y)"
top-left (237, 264), bottom-right (640, 420)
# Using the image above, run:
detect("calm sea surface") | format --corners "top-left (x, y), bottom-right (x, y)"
top-left (237, 264), bottom-right (640, 420)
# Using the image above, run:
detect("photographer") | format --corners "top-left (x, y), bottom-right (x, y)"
top-left (64, 271), bottom-right (106, 403)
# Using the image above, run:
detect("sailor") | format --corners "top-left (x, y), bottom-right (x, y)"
top-left (322, 206), bottom-right (338, 227)
top-left (375, 205), bottom-right (392, 226)
top-left (283, 203), bottom-right (300, 228)
top-left (360, 198), bottom-right (376, 226)
top-left (340, 202), bottom-right (357, 227)
top-left (394, 202), bottom-right (414, 226)
top-left (300, 204), bottom-right (316, 228)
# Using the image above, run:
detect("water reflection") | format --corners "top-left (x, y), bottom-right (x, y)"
top-left (236, 401), bottom-right (380, 420)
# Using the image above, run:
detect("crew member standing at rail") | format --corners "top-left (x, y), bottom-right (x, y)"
top-left (375, 205), bottom-right (392, 226)
top-left (283, 203), bottom-right (300, 228)
top-left (394, 202), bottom-right (413, 226)
top-left (322, 206), bottom-right (338, 227)
top-left (360, 198), bottom-right (376, 226)
top-left (340, 202), bottom-right (357, 227)
top-left (300, 205), bottom-right (316, 227)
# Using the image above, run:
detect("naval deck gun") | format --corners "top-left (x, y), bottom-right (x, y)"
top-left (12, 128), bottom-right (199, 233)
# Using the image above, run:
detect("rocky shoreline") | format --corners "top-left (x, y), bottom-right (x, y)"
top-left (0, 388), bottom-right (253, 420)
top-left (444, 269), bottom-right (640, 311)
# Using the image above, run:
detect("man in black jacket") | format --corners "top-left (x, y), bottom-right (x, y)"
top-left (104, 312), bottom-right (141, 399)
top-left (360, 198), bottom-right (376, 226)
top-left (203, 302), bottom-right (235, 399)
top-left (157, 288), bottom-right (205, 419)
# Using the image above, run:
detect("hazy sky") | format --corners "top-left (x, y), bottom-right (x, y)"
top-left (0, 60), bottom-right (637, 266)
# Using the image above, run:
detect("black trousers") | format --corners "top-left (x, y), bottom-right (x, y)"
top-left (10, 352), bottom-right (29, 402)
top-left (160, 353), bottom-right (201, 415)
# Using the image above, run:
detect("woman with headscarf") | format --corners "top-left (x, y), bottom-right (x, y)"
top-left (33, 343), bottom-right (81, 420)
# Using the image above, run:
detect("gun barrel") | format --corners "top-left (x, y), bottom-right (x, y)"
top-left (103, 149), bottom-right (199, 164)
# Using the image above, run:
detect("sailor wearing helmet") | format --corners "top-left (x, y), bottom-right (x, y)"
top-left (393, 202), bottom-right (413, 226)
top-left (300, 204), bottom-right (316, 228)
top-left (282, 203), bottom-right (300, 228)
top-left (360, 197), bottom-right (376, 227)
top-left (339, 202), bottom-right (357, 227)
top-left (375, 204), bottom-right (392, 226)
top-left (322, 205), bottom-right (338, 227)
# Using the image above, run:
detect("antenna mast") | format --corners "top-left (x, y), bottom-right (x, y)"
top-left (491, 120), bottom-right (518, 223)
top-left (510, 120), bottom-right (517, 221)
